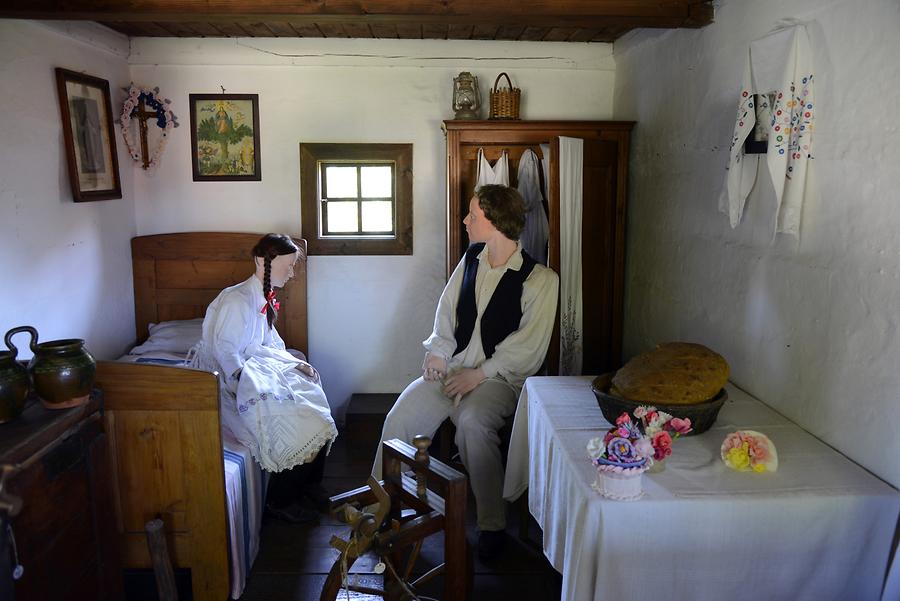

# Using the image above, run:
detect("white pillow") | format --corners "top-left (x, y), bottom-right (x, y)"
top-left (131, 318), bottom-right (203, 355)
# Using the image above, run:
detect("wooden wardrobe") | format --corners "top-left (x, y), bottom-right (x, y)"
top-left (443, 120), bottom-right (634, 376)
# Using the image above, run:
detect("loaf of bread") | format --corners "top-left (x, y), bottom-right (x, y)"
top-left (610, 342), bottom-right (729, 405)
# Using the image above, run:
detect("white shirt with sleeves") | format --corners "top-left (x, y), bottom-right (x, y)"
top-left (200, 275), bottom-right (285, 386)
top-left (424, 244), bottom-right (559, 394)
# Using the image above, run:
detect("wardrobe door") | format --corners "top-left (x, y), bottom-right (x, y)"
top-left (581, 138), bottom-right (622, 375)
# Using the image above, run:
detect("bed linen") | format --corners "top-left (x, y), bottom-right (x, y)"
top-left (118, 350), bottom-right (268, 599)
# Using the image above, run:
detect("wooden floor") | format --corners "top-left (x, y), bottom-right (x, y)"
top-left (125, 395), bottom-right (562, 600)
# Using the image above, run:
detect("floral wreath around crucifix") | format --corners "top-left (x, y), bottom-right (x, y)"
top-left (119, 83), bottom-right (179, 170)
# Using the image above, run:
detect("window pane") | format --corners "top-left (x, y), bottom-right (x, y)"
top-left (326, 201), bottom-right (358, 232)
top-left (325, 166), bottom-right (358, 198)
top-left (361, 201), bottom-right (393, 232)
top-left (360, 165), bottom-right (392, 198)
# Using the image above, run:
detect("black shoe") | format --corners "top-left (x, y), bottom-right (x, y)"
top-left (266, 502), bottom-right (319, 524)
top-left (301, 483), bottom-right (332, 513)
top-left (477, 529), bottom-right (506, 562)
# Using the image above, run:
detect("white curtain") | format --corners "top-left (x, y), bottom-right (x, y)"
top-left (558, 137), bottom-right (583, 376)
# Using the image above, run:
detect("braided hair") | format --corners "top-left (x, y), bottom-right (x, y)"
top-left (251, 233), bottom-right (299, 329)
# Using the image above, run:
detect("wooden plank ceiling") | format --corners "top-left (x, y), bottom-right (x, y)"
top-left (0, 1), bottom-right (714, 43)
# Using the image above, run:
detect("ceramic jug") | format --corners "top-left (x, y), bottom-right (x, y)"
top-left (5, 326), bottom-right (96, 409)
top-left (0, 329), bottom-right (31, 423)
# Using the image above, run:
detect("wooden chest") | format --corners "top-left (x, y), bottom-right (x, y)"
top-left (0, 392), bottom-right (123, 601)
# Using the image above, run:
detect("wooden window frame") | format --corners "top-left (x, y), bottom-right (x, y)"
top-left (319, 161), bottom-right (395, 236)
top-left (301, 143), bottom-right (413, 255)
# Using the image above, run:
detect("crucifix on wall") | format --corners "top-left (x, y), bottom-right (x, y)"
top-left (132, 96), bottom-right (159, 169)
top-left (119, 84), bottom-right (178, 171)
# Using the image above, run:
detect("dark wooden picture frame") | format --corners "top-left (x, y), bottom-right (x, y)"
top-left (300, 143), bottom-right (413, 256)
top-left (189, 94), bottom-right (261, 181)
top-left (54, 68), bottom-right (122, 202)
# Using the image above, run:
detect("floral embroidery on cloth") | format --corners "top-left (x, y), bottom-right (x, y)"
top-left (237, 391), bottom-right (291, 414)
top-left (721, 24), bottom-right (814, 238)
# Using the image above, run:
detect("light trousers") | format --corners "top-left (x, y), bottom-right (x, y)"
top-left (372, 377), bottom-right (517, 531)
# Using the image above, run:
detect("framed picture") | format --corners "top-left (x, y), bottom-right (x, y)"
top-left (54, 68), bottom-right (122, 202)
top-left (189, 94), bottom-right (261, 181)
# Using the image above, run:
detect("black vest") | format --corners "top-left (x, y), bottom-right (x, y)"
top-left (453, 243), bottom-right (537, 359)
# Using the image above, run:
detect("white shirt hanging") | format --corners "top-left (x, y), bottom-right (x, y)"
top-left (517, 148), bottom-right (549, 264)
top-left (475, 147), bottom-right (510, 189)
top-left (720, 24), bottom-right (815, 238)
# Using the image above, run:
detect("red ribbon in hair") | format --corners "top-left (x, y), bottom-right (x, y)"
top-left (260, 290), bottom-right (280, 314)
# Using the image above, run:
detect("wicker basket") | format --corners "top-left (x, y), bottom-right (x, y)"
top-left (489, 72), bottom-right (521, 120)
top-left (591, 373), bottom-right (727, 436)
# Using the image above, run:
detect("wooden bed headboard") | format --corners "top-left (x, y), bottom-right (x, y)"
top-left (132, 232), bottom-right (308, 356)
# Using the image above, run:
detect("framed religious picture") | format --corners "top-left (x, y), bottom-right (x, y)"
top-left (189, 94), bottom-right (261, 181)
top-left (54, 68), bottom-right (122, 202)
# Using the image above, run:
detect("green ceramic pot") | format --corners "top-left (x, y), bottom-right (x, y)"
top-left (0, 330), bottom-right (30, 423)
top-left (5, 326), bottom-right (95, 410)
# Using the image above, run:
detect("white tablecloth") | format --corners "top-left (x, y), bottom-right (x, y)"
top-left (503, 376), bottom-right (900, 601)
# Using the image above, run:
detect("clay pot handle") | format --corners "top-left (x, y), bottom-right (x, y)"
top-left (4, 326), bottom-right (38, 359)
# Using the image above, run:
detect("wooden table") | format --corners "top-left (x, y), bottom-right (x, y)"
top-left (503, 376), bottom-right (900, 601)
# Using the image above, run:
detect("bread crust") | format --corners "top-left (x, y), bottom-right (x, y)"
top-left (611, 342), bottom-right (729, 405)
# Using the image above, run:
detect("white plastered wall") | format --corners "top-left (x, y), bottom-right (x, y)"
top-left (615, 0), bottom-right (900, 487)
top-left (128, 38), bottom-right (615, 420)
top-left (0, 20), bottom-right (136, 361)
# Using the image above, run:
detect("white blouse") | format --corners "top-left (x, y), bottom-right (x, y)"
top-left (199, 275), bottom-right (284, 387)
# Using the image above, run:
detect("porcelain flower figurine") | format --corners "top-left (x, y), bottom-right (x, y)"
top-left (721, 430), bottom-right (778, 473)
top-left (586, 409), bottom-right (692, 500)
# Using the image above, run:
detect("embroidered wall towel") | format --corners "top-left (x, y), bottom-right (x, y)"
top-left (721, 25), bottom-right (815, 237)
top-left (558, 136), bottom-right (584, 376)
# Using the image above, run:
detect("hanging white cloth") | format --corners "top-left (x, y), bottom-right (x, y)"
top-left (720, 24), bottom-right (815, 237)
top-left (558, 137), bottom-right (584, 376)
top-left (475, 147), bottom-right (510, 189)
top-left (517, 148), bottom-right (549, 264)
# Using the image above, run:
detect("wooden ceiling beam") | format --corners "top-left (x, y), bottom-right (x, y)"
top-left (0, 0), bottom-right (714, 29)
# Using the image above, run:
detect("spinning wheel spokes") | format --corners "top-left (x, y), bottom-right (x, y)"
top-left (320, 437), bottom-right (469, 601)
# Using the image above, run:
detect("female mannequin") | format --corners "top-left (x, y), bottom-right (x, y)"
top-left (189, 233), bottom-right (337, 522)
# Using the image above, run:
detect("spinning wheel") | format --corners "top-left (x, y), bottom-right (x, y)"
top-left (320, 436), bottom-right (469, 601)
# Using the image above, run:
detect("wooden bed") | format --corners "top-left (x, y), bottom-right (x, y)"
top-left (94, 232), bottom-right (308, 601)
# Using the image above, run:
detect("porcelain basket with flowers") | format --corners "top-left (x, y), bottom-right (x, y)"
top-left (587, 407), bottom-right (692, 500)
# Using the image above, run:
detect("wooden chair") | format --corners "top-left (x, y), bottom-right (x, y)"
top-left (432, 417), bottom-right (531, 542)
top-left (321, 436), bottom-right (470, 601)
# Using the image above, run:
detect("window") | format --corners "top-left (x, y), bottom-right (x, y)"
top-left (300, 143), bottom-right (413, 255)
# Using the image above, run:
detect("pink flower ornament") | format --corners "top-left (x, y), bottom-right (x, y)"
top-left (651, 431), bottom-right (673, 461)
top-left (721, 430), bottom-right (778, 473)
top-left (668, 418), bottom-right (693, 435)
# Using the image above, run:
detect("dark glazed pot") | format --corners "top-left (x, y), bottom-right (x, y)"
top-left (591, 372), bottom-right (727, 436)
top-left (0, 329), bottom-right (31, 422)
top-left (5, 326), bottom-right (96, 410)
